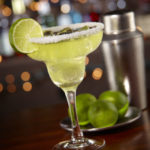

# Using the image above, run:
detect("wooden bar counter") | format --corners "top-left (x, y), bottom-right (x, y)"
top-left (0, 96), bottom-right (150, 150)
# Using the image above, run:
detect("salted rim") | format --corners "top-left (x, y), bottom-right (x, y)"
top-left (30, 22), bottom-right (104, 44)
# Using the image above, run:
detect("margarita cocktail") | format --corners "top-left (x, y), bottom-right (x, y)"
top-left (9, 18), bottom-right (104, 150)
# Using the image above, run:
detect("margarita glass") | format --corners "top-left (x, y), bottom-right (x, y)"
top-left (29, 22), bottom-right (104, 150)
top-left (9, 19), bottom-right (104, 149)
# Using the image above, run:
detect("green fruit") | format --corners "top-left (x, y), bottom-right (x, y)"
top-left (99, 91), bottom-right (129, 118)
top-left (68, 93), bottom-right (96, 126)
top-left (9, 18), bottom-right (43, 53)
top-left (88, 100), bottom-right (118, 128)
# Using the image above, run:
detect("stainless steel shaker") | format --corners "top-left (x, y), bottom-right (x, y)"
top-left (101, 10), bottom-right (147, 109)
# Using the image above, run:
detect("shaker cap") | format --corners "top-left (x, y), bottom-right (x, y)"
top-left (103, 10), bottom-right (136, 34)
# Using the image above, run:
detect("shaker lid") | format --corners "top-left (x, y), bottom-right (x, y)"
top-left (103, 10), bottom-right (136, 34)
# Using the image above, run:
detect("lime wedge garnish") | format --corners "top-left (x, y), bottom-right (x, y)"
top-left (9, 18), bottom-right (43, 54)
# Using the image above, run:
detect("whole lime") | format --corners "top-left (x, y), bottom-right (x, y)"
top-left (69, 93), bottom-right (97, 126)
top-left (88, 100), bottom-right (118, 128)
top-left (99, 91), bottom-right (129, 118)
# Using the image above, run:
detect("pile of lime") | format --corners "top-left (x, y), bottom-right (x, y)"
top-left (70, 91), bottom-right (129, 128)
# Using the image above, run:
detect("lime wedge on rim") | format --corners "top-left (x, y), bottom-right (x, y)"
top-left (9, 18), bottom-right (43, 54)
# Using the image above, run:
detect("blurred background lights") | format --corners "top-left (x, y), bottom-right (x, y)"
top-left (23, 82), bottom-right (32, 92)
top-left (29, 1), bottom-right (40, 11)
top-left (108, 1), bottom-right (117, 11)
top-left (0, 83), bottom-right (3, 93)
top-left (23, 0), bottom-right (32, 6)
top-left (92, 68), bottom-right (103, 80)
top-left (78, 0), bottom-right (87, 4)
top-left (0, 26), bottom-right (14, 56)
top-left (2, 6), bottom-right (12, 17)
top-left (117, 0), bottom-right (126, 9)
top-left (70, 11), bottom-right (82, 23)
top-left (12, 0), bottom-right (26, 15)
top-left (38, 1), bottom-right (51, 15)
top-left (0, 55), bottom-right (2, 63)
top-left (21, 71), bottom-right (31, 81)
top-left (61, 3), bottom-right (71, 14)
top-left (7, 84), bottom-right (16, 93)
top-left (57, 14), bottom-right (72, 26)
top-left (85, 56), bottom-right (89, 65)
top-left (51, 0), bottom-right (59, 3)
top-left (5, 74), bottom-right (15, 84)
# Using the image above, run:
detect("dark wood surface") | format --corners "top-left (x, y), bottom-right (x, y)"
top-left (0, 94), bottom-right (150, 150)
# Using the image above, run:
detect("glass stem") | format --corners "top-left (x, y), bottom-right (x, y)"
top-left (64, 90), bottom-right (84, 143)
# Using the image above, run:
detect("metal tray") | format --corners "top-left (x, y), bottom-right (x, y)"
top-left (60, 106), bottom-right (142, 132)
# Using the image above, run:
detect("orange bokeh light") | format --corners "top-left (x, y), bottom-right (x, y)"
top-left (0, 55), bottom-right (2, 63)
top-left (0, 83), bottom-right (3, 92)
top-left (23, 82), bottom-right (32, 92)
top-left (51, 0), bottom-right (59, 3)
top-left (85, 56), bottom-right (89, 65)
top-left (78, 0), bottom-right (87, 4)
top-left (5, 74), bottom-right (15, 84)
top-left (2, 6), bottom-right (12, 16)
top-left (92, 68), bottom-right (103, 80)
top-left (21, 72), bottom-right (31, 81)
top-left (29, 2), bottom-right (40, 11)
top-left (7, 84), bottom-right (16, 93)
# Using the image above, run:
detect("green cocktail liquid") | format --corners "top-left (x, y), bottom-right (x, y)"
top-left (28, 26), bottom-right (103, 91)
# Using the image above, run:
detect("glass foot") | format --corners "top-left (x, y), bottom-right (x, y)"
top-left (52, 138), bottom-right (105, 150)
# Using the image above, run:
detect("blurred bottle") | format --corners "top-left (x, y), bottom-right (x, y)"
top-left (101, 10), bottom-right (147, 109)
top-left (37, 1), bottom-right (56, 27)
top-left (0, 18), bottom-right (14, 57)
top-left (70, 10), bottom-right (82, 23)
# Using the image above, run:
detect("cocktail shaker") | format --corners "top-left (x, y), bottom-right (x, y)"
top-left (101, 10), bottom-right (147, 109)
